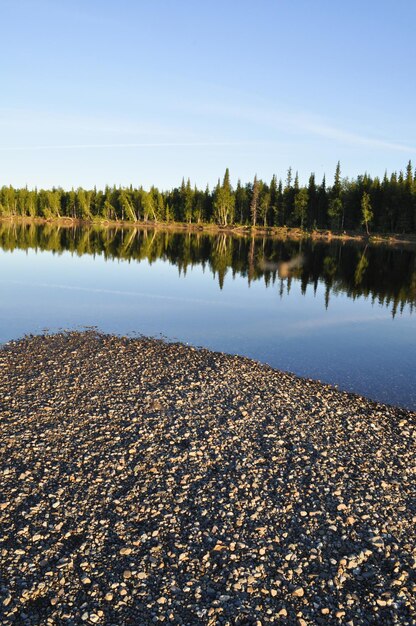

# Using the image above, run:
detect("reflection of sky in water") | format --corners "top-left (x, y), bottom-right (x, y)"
top-left (1, 248), bottom-right (415, 410)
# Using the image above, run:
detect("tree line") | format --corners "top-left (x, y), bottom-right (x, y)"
top-left (1, 161), bottom-right (416, 233)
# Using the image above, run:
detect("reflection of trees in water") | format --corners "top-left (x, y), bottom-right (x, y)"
top-left (354, 246), bottom-right (369, 286)
top-left (0, 222), bottom-right (415, 315)
top-left (211, 233), bottom-right (233, 289)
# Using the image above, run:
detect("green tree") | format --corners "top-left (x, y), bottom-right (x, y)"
top-left (259, 189), bottom-right (271, 227)
top-left (141, 189), bottom-right (157, 222)
top-left (361, 191), bottom-right (373, 234)
top-left (328, 197), bottom-right (343, 229)
top-left (235, 179), bottom-right (248, 224)
top-left (307, 173), bottom-right (317, 228)
top-left (77, 189), bottom-right (93, 220)
top-left (119, 191), bottom-right (137, 221)
top-left (250, 175), bottom-right (259, 227)
top-left (269, 175), bottom-right (278, 225)
top-left (333, 161), bottom-right (342, 198)
top-left (213, 168), bottom-right (235, 226)
top-left (283, 167), bottom-right (294, 225)
top-left (329, 162), bottom-right (344, 229)
top-left (183, 178), bottom-right (194, 223)
top-left (294, 187), bottom-right (309, 229)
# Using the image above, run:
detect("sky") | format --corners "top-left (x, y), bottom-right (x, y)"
top-left (1, 0), bottom-right (416, 190)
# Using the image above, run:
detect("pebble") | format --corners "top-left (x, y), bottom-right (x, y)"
top-left (0, 331), bottom-right (414, 625)
top-left (292, 587), bottom-right (305, 597)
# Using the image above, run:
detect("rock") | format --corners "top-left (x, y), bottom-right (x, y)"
top-left (292, 587), bottom-right (304, 597)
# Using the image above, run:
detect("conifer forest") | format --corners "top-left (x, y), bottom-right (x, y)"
top-left (1, 162), bottom-right (416, 234)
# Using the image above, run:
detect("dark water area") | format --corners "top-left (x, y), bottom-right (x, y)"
top-left (1, 222), bottom-right (415, 409)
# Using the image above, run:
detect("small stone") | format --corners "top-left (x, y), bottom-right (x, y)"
top-left (292, 587), bottom-right (304, 597)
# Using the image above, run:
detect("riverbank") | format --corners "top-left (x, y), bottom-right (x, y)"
top-left (0, 332), bottom-right (415, 625)
top-left (1, 215), bottom-right (416, 247)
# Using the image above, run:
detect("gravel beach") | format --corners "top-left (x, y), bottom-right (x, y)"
top-left (0, 332), bottom-right (415, 625)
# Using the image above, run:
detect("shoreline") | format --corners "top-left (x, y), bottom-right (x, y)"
top-left (1, 215), bottom-right (416, 247)
top-left (1, 332), bottom-right (415, 625)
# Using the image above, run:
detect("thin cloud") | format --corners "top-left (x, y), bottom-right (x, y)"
top-left (301, 120), bottom-right (415, 154)
top-left (0, 141), bottom-right (254, 152)
top-left (0, 108), bottom-right (189, 138)
top-left (180, 99), bottom-right (416, 154)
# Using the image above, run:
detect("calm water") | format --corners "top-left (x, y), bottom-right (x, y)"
top-left (1, 223), bottom-right (415, 409)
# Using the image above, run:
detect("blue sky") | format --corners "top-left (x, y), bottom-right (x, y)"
top-left (1, 0), bottom-right (415, 190)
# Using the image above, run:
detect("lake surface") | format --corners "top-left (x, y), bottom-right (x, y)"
top-left (1, 222), bottom-right (415, 409)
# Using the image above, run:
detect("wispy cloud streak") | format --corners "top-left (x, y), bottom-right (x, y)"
top-left (300, 120), bottom-right (415, 154)
top-left (0, 141), bottom-right (253, 152)
top-left (181, 98), bottom-right (416, 154)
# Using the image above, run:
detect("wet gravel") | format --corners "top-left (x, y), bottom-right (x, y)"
top-left (0, 331), bottom-right (415, 625)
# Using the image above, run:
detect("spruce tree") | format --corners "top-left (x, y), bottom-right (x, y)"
top-left (250, 175), bottom-right (259, 227)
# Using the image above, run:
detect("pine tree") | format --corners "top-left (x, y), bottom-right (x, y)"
top-left (250, 175), bottom-right (259, 227)
top-left (307, 173), bottom-right (317, 229)
top-left (276, 180), bottom-right (284, 226)
top-left (329, 162), bottom-right (344, 229)
top-left (259, 189), bottom-right (271, 227)
top-left (333, 161), bottom-right (342, 198)
top-left (283, 167), bottom-right (293, 226)
top-left (184, 178), bottom-right (194, 223)
top-left (235, 179), bottom-right (247, 224)
top-left (269, 175), bottom-right (278, 226)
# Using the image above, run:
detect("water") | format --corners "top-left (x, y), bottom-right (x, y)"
top-left (1, 222), bottom-right (415, 409)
